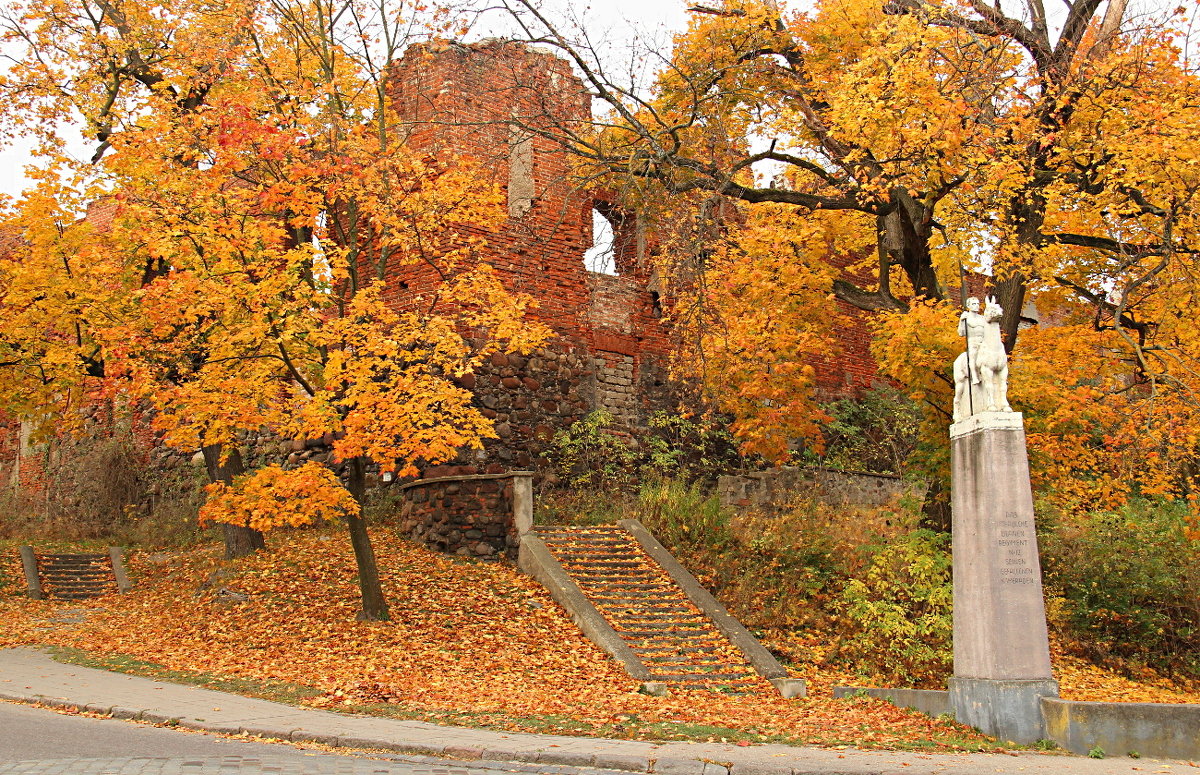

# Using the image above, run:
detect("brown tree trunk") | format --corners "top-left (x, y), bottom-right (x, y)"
top-left (989, 273), bottom-right (1028, 354)
top-left (919, 476), bottom-right (952, 533)
top-left (201, 443), bottom-right (266, 559)
top-left (345, 456), bottom-right (390, 621)
top-left (887, 205), bottom-right (942, 302)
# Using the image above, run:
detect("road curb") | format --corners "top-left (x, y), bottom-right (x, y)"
top-left (0, 689), bottom-right (681, 773)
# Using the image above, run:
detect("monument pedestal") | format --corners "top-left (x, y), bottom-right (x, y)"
top-left (950, 411), bottom-right (1058, 743)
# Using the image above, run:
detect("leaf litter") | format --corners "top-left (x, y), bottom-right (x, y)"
top-left (1, 527), bottom-right (1192, 749)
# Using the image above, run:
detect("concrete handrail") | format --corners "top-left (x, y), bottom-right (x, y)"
top-left (109, 547), bottom-right (132, 594)
top-left (18, 546), bottom-right (42, 600)
top-left (517, 533), bottom-right (653, 685)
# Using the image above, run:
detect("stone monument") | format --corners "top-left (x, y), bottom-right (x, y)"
top-left (949, 296), bottom-right (1057, 743)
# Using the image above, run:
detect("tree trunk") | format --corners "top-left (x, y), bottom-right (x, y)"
top-left (919, 475), bottom-right (952, 533)
top-left (201, 443), bottom-right (265, 559)
top-left (989, 273), bottom-right (1028, 354)
top-left (345, 456), bottom-right (390, 621)
top-left (888, 205), bottom-right (942, 301)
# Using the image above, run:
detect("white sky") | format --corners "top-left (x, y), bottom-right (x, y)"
top-left (0, 0), bottom-right (693, 202)
top-left (0, 0), bottom-right (1172, 202)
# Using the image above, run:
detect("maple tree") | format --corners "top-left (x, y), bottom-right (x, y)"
top-left (500, 0), bottom-right (1200, 511)
top-left (0, 0), bottom-right (548, 618)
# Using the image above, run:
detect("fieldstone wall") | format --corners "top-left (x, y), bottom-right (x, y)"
top-left (460, 344), bottom-right (597, 471)
top-left (398, 471), bottom-right (533, 559)
top-left (593, 351), bottom-right (637, 426)
top-left (719, 466), bottom-right (926, 511)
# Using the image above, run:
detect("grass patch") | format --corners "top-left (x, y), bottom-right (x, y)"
top-left (45, 646), bottom-right (320, 706)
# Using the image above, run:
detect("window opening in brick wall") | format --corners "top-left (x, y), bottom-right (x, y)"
top-left (584, 208), bottom-right (618, 275)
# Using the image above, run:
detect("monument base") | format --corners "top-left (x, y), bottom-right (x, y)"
top-left (949, 677), bottom-right (1058, 743)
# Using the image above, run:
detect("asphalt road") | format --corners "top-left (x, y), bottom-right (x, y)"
top-left (0, 702), bottom-right (583, 775)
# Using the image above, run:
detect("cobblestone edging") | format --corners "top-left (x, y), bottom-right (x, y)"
top-left (0, 756), bottom-right (673, 775)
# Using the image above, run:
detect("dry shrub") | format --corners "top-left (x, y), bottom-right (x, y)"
top-left (625, 479), bottom-right (918, 661)
top-left (1, 430), bottom-right (208, 548)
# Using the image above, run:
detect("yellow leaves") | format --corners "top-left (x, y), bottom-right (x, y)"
top-left (0, 529), bottom-right (998, 747)
top-left (200, 462), bottom-right (360, 532)
top-left (870, 299), bottom-right (957, 408)
top-left (665, 203), bottom-right (844, 461)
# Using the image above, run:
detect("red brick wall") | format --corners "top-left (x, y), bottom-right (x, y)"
top-left (384, 40), bottom-right (676, 472)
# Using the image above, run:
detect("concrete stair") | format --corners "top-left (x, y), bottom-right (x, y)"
top-left (523, 522), bottom-right (803, 698)
top-left (38, 553), bottom-right (119, 599)
top-left (18, 546), bottom-right (131, 600)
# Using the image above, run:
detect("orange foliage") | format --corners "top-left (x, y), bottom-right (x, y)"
top-left (0, 531), bottom-right (992, 747)
top-left (201, 463), bottom-right (360, 532)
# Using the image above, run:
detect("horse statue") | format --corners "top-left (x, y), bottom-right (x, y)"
top-left (953, 296), bottom-right (1011, 423)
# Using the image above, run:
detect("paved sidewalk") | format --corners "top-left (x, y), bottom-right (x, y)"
top-left (0, 648), bottom-right (1193, 775)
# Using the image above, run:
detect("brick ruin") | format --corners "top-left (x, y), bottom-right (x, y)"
top-left (0, 40), bottom-right (884, 556)
top-left (384, 39), bottom-right (678, 478)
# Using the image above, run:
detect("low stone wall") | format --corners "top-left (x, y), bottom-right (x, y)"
top-left (836, 687), bottom-right (1200, 760)
top-left (718, 466), bottom-right (925, 511)
top-left (397, 471), bottom-right (533, 559)
top-left (1042, 697), bottom-right (1200, 760)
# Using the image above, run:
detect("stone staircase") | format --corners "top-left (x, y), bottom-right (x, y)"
top-left (19, 547), bottom-right (131, 600)
top-left (536, 525), bottom-right (759, 692)
top-left (38, 553), bottom-right (119, 599)
top-left (521, 521), bottom-right (803, 697)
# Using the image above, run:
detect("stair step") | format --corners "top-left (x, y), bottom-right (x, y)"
top-left (562, 562), bottom-right (646, 569)
top-left (608, 611), bottom-right (705, 619)
top-left (648, 672), bottom-right (755, 681)
top-left (537, 523), bottom-right (771, 695)
top-left (617, 634), bottom-right (722, 643)
top-left (43, 583), bottom-right (110, 589)
top-left (583, 590), bottom-right (681, 595)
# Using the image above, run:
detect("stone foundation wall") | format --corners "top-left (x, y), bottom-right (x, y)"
top-left (719, 466), bottom-right (926, 511)
top-left (397, 471), bottom-right (533, 559)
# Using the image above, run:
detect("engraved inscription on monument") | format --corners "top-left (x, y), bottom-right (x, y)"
top-left (995, 511), bottom-right (1038, 586)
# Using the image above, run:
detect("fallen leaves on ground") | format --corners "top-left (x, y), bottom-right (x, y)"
top-left (0, 528), bottom-right (982, 749)
top-left (2, 528), bottom-right (1192, 750)
top-left (1051, 643), bottom-right (1200, 704)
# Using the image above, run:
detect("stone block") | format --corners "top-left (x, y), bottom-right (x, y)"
top-left (769, 677), bottom-right (807, 699)
top-left (653, 757), bottom-right (706, 775)
top-left (949, 677), bottom-right (1058, 744)
top-left (537, 750), bottom-right (596, 767)
top-left (591, 752), bottom-right (652, 771)
top-left (951, 414), bottom-right (1053, 681)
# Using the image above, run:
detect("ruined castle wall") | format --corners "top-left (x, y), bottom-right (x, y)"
top-left (386, 41), bottom-right (675, 476)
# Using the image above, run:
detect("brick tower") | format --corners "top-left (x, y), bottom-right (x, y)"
top-left (387, 40), bottom-right (673, 474)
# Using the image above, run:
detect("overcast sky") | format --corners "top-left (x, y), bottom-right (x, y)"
top-left (0, 0), bottom-right (693, 202)
top-left (0, 0), bottom-right (1173, 202)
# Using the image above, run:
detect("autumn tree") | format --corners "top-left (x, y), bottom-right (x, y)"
top-left (494, 0), bottom-right (1200, 510)
top-left (0, 0), bottom-right (547, 618)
